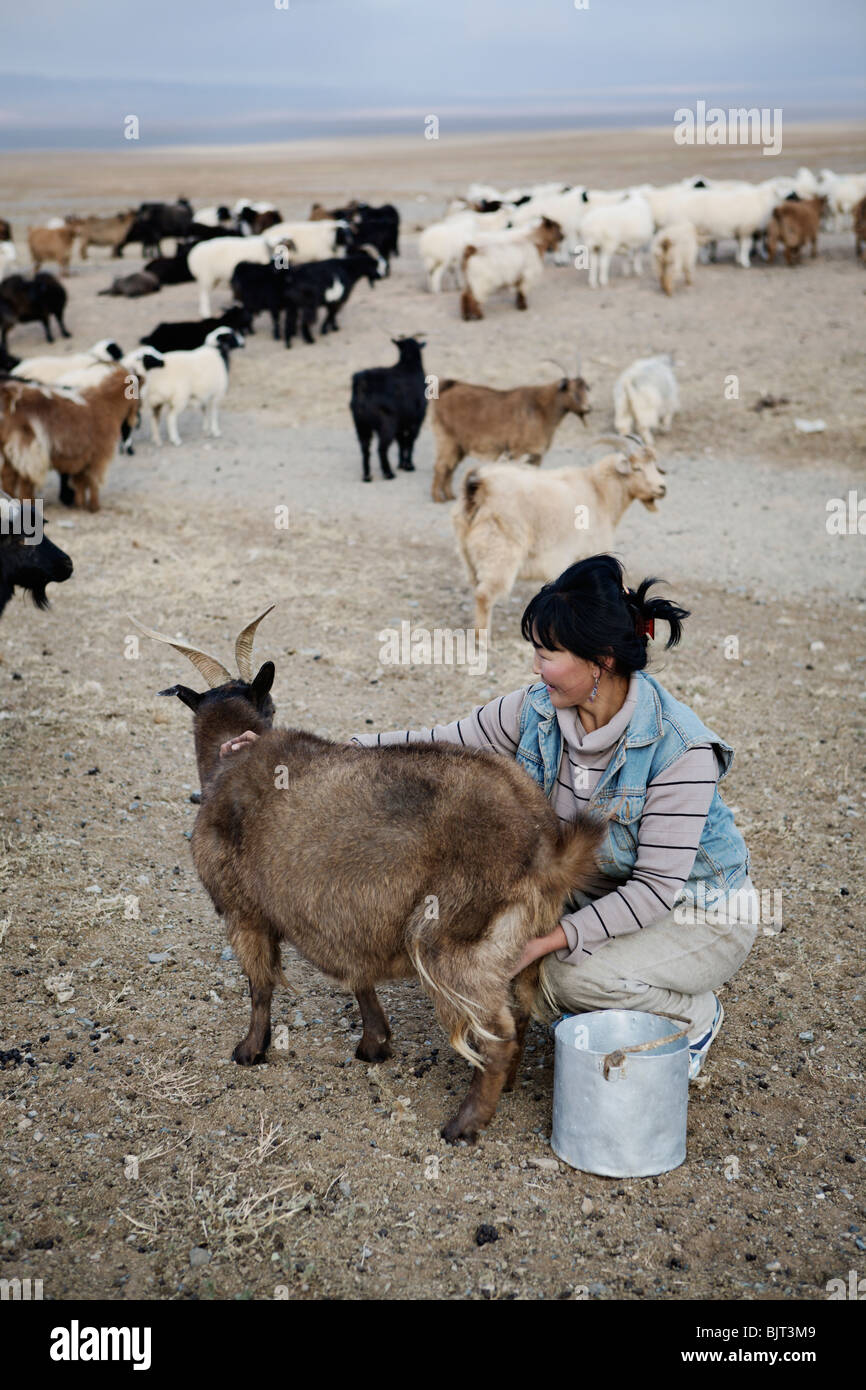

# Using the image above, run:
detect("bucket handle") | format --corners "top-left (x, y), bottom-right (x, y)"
top-left (602, 1012), bottom-right (693, 1080)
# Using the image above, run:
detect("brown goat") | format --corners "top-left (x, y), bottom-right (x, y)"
top-left (135, 609), bottom-right (603, 1144)
top-left (27, 223), bottom-right (78, 275)
top-left (67, 211), bottom-right (135, 259)
top-left (854, 195), bottom-right (866, 264)
top-left (765, 196), bottom-right (827, 265)
top-left (0, 368), bottom-right (139, 510)
top-left (431, 374), bottom-right (591, 502)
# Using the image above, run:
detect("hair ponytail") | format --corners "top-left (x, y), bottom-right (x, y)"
top-left (521, 553), bottom-right (691, 674)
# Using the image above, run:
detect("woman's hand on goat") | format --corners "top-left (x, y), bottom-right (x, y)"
top-left (219, 729), bottom-right (259, 759)
top-left (510, 923), bottom-right (568, 978)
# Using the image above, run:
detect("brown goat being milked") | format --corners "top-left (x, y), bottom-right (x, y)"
top-left (134, 606), bottom-right (603, 1143)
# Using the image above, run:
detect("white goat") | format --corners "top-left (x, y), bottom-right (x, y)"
top-left (613, 355), bottom-right (679, 445)
top-left (452, 437), bottom-right (667, 633)
top-left (127, 329), bottom-right (243, 447)
top-left (419, 209), bottom-right (512, 292)
top-left (651, 223), bottom-right (698, 296)
top-left (674, 183), bottom-right (779, 267)
top-left (0, 241), bottom-right (16, 277)
top-left (460, 218), bottom-right (563, 319)
top-left (817, 170), bottom-right (866, 230)
top-left (579, 194), bottom-right (654, 288)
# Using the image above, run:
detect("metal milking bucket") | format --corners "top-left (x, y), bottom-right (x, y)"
top-left (551, 1009), bottom-right (690, 1177)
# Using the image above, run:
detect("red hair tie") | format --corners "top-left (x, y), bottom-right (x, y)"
top-left (636, 615), bottom-right (655, 639)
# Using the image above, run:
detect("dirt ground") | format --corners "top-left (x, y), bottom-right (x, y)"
top-left (0, 124), bottom-right (864, 1303)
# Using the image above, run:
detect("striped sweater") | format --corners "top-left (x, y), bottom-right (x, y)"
top-left (351, 673), bottom-right (719, 964)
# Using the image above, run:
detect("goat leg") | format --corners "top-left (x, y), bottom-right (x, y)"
top-left (354, 986), bottom-right (393, 1063)
top-left (442, 1014), bottom-right (517, 1145)
top-left (503, 961), bottom-right (539, 1092)
top-left (230, 927), bottom-right (281, 1065)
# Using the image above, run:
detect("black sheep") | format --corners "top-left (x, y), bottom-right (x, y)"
top-left (0, 495), bottom-right (73, 618)
top-left (0, 273), bottom-right (71, 348)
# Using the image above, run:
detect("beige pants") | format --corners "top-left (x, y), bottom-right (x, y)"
top-left (539, 879), bottom-right (759, 1043)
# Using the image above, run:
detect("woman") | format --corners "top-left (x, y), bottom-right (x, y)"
top-left (222, 553), bottom-right (758, 1078)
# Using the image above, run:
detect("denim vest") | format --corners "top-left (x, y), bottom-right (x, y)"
top-left (516, 671), bottom-right (750, 902)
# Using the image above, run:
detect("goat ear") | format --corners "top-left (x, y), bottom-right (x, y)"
top-left (558, 378), bottom-right (569, 391)
top-left (158, 684), bottom-right (202, 712)
top-left (614, 454), bottom-right (632, 476)
top-left (250, 662), bottom-right (275, 703)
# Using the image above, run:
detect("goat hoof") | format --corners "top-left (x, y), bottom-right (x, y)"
top-left (231, 1041), bottom-right (268, 1066)
top-left (441, 1116), bottom-right (478, 1146)
top-left (355, 1038), bottom-right (393, 1063)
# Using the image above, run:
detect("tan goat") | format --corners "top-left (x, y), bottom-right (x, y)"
top-left (134, 608), bottom-right (603, 1144)
top-left (0, 367), bottom-right (140, 511)
top-left (431, 373), bottom-right (591, 502)
top-left (27, 223), bottom-right (78, 275)
top-left (67, 211), bottom-right (135, 259)
top-left (453, 436), bottom-right (667, 634)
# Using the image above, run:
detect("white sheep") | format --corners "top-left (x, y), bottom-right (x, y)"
top-left (452, 436), bottom-right (667, 633)
top-left (651, 222), bottom-right (698, 296)
top-left (12, 339), bottom-right (124, 383)
top-left (419, 209), bottom-right (512, 292)
top-left (188, 235), bottom-right (275, 318)
top-left (673, 182), bottom-right (778, 267)
top-left (613, 354), bottom-right (679, 445)
top-left (579, 194), bottom-right (654, 288)
top-left (0, 241), bottom-right (16, 277)
top-left (262, 219), bottom-right (348, 264)
top-left (816, 170), bottom-right (866, 230)
top-left (460, 218), bottom-right (563, 319)
top-left (126, 329), bottom-right (243, 447)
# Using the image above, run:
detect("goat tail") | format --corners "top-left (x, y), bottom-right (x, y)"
top-left (548, 812), bottom-right (608, 904)
top-left (407, 935), bottom-right (498, 1068)
top-left (461, 468), bottom-right (485, 518)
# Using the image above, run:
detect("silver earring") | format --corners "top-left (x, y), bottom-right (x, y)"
top-left (590, 671), bottom-right (599, 702)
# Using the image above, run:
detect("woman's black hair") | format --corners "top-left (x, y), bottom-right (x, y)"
top-left (520, 553), bottom-right (690, 674)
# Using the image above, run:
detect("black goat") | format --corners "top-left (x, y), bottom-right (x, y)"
top-left (0, 273), bottom-right (71, 348)
top-left (0, 345), bottom-right (20, 372)
top-left (0, 494), bottom-right (73, 618)
top-left (144, 248), bottom-right (195, 285)
top-left (350, 337), bottom-right (427, 483)
top-left (230, 262), bottom-right (287, 340)
top-left (283, 249), bottom-right (384, 348)
top-left (140, 306), bottom-right (251, 354)
top-left (121, 198), bottom-right (194, 257)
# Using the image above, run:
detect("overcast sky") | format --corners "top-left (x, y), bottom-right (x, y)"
top-left (1, 0), bottom-right (863, 145)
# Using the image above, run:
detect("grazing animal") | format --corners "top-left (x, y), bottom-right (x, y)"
top-left (765, 196), bottom-right (827, 265)
top-left (131, 328), bottom-right (244, 447)
top-left (350, 336), bottom-right (427, 482)
top-left (0, 220), bottom-right (12, 242)
top-left (140, 308), bottom-right (251, 354)
top-left (262, 219), bottom-right (352, 265)
top-left (230, 261), bottom-right (289, 339)
top-left (431, 372), bottom-right (592, 503)
top-left (0, 367), bottom-right (141, 510)
top-left (27, 223), bottom-right (78, 275)
top-left (461, 218), bottom-right (563, 319)
top-left (0, 273), bottom-right (71, 348)
top-left (0, 345), bottom-right (20, 372)
top-left (453, 436), bottom-right (666, 633)
top-left (97, 271), bottom-right (161, 298)
top-left (134, 607), bottom-right (602, 1144)
top-left (282, 248), bottom-right (385, 347)
top-left (613, 354), bottom-right (679, 446)
top-left (0, 491), bottom-right (73, 617)
top-left (651, 221), bottom-right (699, 296)
top-left (67, 211), bottom-right (136, 259)
top-left (0, 240), bottom-right (16, 277)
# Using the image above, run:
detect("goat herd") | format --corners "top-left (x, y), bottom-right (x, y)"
top-left (1, 161), bottom-right (864, 633)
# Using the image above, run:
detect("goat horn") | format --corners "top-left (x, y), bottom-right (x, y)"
top-left (235, 604), bottom-right (276, 684)
top-left (129, 616), bottom-right (232, 689)
top-left (542, 357), bottom-right (569, 377)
